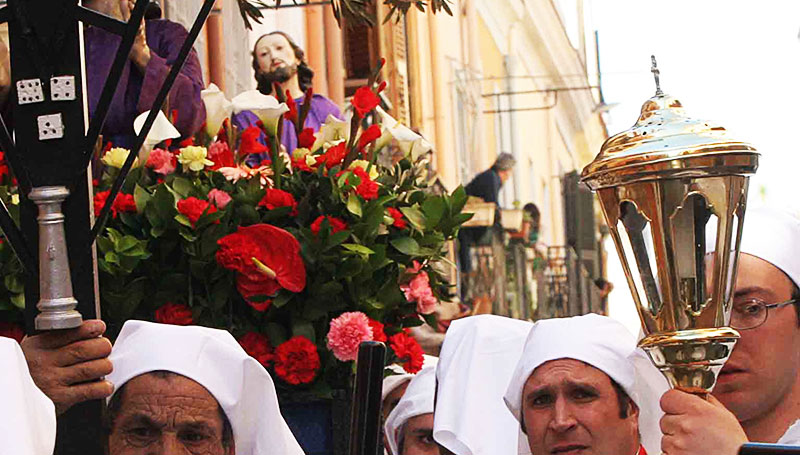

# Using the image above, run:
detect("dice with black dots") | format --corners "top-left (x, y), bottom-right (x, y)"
top-left (50, 76), bottom-right (76, 101)
top-left (17, 79), bottom-right (44, 105)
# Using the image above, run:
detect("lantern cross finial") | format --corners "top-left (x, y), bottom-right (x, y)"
top-left (651, 55), bottom-right (663, 96)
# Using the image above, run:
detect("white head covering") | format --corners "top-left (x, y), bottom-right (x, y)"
top-left (0, 337), bottom-right (56, 455)
top-left (385, 366), bottom-right (437, 455)
top-left (107, 320), bottom-right (304, 455)
top-left (382, 355), bottom-right (438, 402)
top-left (503, 313), bottom-right (667, 455)
top-left (434, 314), bottom-right (533, 455)
top-left (733, 206), bottom-right (800, 287)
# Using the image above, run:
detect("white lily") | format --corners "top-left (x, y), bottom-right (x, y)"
top-left (133, 110), bottom-right (181, 164)
top-left (201, 83), bottom-right (232, 138)
top-left (376, 107), bottom-right (433, 160)
top-left (231, 90), bottom-right (289, 136)
top-left (311, 114), bottom-right (350, 151)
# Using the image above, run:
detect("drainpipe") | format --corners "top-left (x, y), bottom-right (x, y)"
top-left (504, 54), bottom-right (520, 204)
top-left (304, 5), bottom-right (329, 95)
top-left (322, 5), bottom-right (345, 106)
top-left (206, 0), bottom-right (224, 90)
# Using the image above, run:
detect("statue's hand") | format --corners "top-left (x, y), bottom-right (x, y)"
top-left (21, 319), bottom-right (114, 415)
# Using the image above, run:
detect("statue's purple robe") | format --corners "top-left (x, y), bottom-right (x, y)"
top-left (232, 93), bottom-right (341, 165)
top-left (85, 19), bottom-right (206, 149)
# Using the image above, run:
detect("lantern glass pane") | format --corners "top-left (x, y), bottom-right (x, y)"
top-left (618, 201), bottom-right (662, 315)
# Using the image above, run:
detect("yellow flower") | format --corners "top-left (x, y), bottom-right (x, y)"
top-left (102, 147), bottom-right (138, 169)
top-left (178, 146), bottom-right (214, 172)
top-left (10, 194), bottom-right (19, 205)
top-left (293, 147), bottom-right (311, 159)
top-left (349, 159), bottom-right (378, 180)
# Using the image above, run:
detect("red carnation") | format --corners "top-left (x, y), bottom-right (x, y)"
top-left (286, 92), bottom-right (298, 122)
top-left (216, 224), bottom-right (306, 300)
top-left (292, 155), bottom-right (313, 173)
top-left (310, 215), bottom-right (348, 236)
top-left (259, 188), bottom-right (298, 216)
top-left (353, 167), bottom-right (379, 200)
top-left (389, 331), bottom-right (425, 373)
top-left (239, 332), bottom-right (274, 367)
top-left (274, 336), bottom-right (320, 385)
top-left (240, 126), bottom-right (269, 157)
top-left (177, 197), bottom-right (217, 228)
top-left (316, 142), bottom-right (346, 170)
top-left (93, 191), bottom-right (115, 218)
top-left (387, 207), bottom-right (407, 229)
top-left (113, 193), bottom-right (137, 214)
top-left (358, 124), bottom-right (382, 151)
top-left (0, 321), bottom-right (24, 343)
top-left (352, 86), bottom-right (380, 118)
top-left (298, 128), bottom-right (316, 149)
top-left (154, 302), bottom-right (193, 326)
top-left (368, 319), bottom-right (387, 343)
top-left (208, 141), bottom-right (235, 170)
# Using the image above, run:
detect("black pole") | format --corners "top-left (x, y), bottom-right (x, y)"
top-left (349, 341), bottom-right (387, 455)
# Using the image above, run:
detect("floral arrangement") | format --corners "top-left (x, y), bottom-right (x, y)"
top-left (0, 68), bottom-right (470, 394)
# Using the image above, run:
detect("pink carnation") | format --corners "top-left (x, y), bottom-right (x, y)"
top-left (146, 148), bottom-right (176, 175)
top-left (326, 311), bottom-right (373, 362)
top-left (401, 261), bottom-right (438, 315)
top-left (208, 189), bottom-right (232, 209)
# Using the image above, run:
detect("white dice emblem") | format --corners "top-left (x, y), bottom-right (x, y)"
top-left (37, 113), bottom-right (64, 140)
top-left (17, 79), bottom-right (44, 105)
top-left (50, 76), bottom-right (76, 101)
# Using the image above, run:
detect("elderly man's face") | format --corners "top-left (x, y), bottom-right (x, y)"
top-left (712, 253), bottom-right (800, 423)
top-left (521, 359), bottom-right (639, 455)
top-left (108, 373), bottom-right (232, 455)
top-left (401, 413), bottom-right (437, 455)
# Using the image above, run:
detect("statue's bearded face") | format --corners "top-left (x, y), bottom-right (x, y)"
top-left (254, 34), bottom-right (300, 83)
top-left (107, 372), bottom-right (233, 455)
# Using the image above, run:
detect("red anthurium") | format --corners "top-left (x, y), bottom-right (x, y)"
top-left (216, 224), bottom-right (306, 301)
top-left (352, 86), bottom-right (380, 118)
top-left (240, 126), bottom-right (269, 157)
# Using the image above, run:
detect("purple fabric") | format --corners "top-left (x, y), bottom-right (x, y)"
top-left (232, 94), bottom-right (341, 165)
top-left (85, 19), bottom-right (206, 149)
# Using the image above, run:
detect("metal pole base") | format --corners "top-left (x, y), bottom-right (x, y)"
top-left (30, 186), bottom-right (83, 331)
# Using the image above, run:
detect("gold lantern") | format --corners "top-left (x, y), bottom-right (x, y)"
top-left (581, 57), bottom-right (759, 393)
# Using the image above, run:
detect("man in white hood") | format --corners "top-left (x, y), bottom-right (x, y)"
top-left (105, 320), bottom-right (304, 455)
top-left (504, 313), bottom-right (666, 455)
top-left (385, 366), bottom-right (437, 455)
top-left (0, 336), bottom-right (56, 455)
top-left (660, 206), bottom-right (800, 454)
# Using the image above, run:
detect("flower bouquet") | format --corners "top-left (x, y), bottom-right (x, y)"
top-left (0, 65), bottom-right (471, 394)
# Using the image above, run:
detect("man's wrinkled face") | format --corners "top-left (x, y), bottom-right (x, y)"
top-left (108, 373), bottom-right (232, 455)
top-left (254, 34), bottom-right (299, 80)
top-left (401, 413), bottom-right (437, 455)
top-left (522, 359), bottom-right (639, 455)
top-left (712, 253), bottom-right (800, 423)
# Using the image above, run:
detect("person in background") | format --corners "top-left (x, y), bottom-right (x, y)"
top-left (385, 366), bottom-right (437, 455)
top-left (234, 31), bottom-right (342, 161)
top-left (83, 0), bottom-right (205, 148)
top-left (457, 153), bottom-right (516, 274)
top-left (660, 206), bottom-right (800, 454)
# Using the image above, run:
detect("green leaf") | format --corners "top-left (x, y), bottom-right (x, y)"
top-left (292, 319), bottom-right (316, 342)
top-left (265, 323), bottom-right (288, 346)
top-left (341, 243), bottom-right (374, 256)
top-left (171, 177), bottom-right (195, 198)
top-left (273, 292), bottom-right (293, 308)
top-left (10, 292), bottom-right (24, 309)
top-left (133, 184), bottom-right (152, 214)
top-left (347, 193), bottom-right (363, 217)
top-left (175, 214), bottom-right (193, 228)
top-left (450, 185), bottom-right (468, 213)
top-left (3, 275), bottom-right (23, 294)
top-left (116, 235), bottom-right (141, 253)
top-left (422, 196), bottom-right (446, 228)
top-left (390, 237), bottom-right (421, 256)
top-left (399, 206), bottom-right (426, 230)
top-left (325, 230), bottom-right (351, 250)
